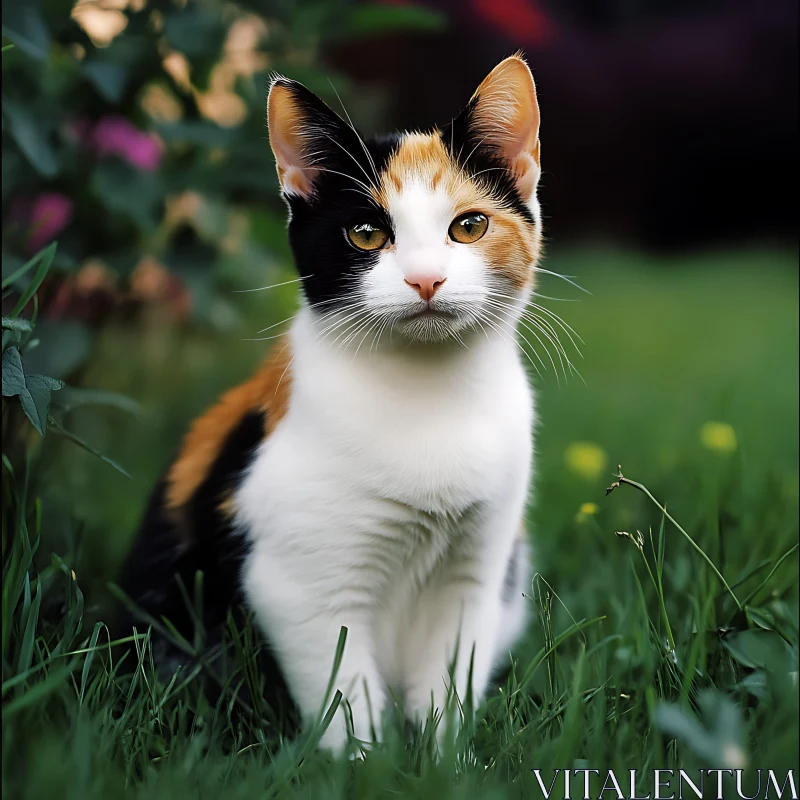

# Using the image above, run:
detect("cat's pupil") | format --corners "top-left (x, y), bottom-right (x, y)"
top-left (355, 224), bottom-right (375, 240)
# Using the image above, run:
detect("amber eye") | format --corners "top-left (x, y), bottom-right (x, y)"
top-left (448, 212), bottom-right (489, 244)
top-left (347, 223), bottom-right (389, 251)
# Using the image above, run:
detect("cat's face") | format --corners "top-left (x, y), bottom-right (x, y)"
top-left (267, 55), bottom-right (542, 345)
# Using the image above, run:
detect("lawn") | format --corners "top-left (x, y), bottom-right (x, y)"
top-left (3, 245), bottom-right (798, 799)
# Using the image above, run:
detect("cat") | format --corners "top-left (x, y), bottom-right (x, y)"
top-left (120, 53), bottom-right (543, 755)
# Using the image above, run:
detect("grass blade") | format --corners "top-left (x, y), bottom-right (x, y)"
top-left (7, 242), bottom-right (57, 317)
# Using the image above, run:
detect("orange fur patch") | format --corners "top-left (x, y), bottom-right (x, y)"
top-left (373, 133), bottom-right (541, 289)
top-left (166, 339), bottom-right (293, 514)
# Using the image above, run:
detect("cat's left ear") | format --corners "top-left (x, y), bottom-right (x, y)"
top-left (465, 54), bottom-right (541, 199)
top-left (267, 76), bottom-right (353, 199)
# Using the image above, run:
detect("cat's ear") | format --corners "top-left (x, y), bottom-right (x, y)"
top-left (267, 77), bottom-right (351, 199)
top-left (465, 54), bottom-right (541, 198)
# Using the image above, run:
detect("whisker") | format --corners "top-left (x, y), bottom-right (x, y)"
top-left (233, 276), bottom-right (309, 293)
top-left (326, 79), bottom-right (381, 186)
top-left (323, 134), bottom-right (377, 194)
top-left (481, 305), bottom-right (559, 384)
top-left (483, 296), bottom-right (582, 381)
top-left (479, 312), bottom-right (546, 384)
top-left (485, 296), bottom-right (581, 383)
top-left (352, 314), bottom-right (383, 361)
top-left (272, 304), bottom-right (368, 397)
top-left (485, 295), bottom-right (579, 360)
top-left (483, 287), bottom-right (585, 348)
top-left (531, 292), bottom-right (580, 302)
top-left (300, 165), bottom-right (374, 197)
top-left (524, 299), bottom-right (584, 343)
top-left (534, 266), bottom-right (591, 295)
top-left (252, 296), bottom-right (343, 336)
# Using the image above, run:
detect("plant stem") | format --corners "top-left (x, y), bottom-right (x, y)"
top-left (609, 468), bottom-right (742, 610)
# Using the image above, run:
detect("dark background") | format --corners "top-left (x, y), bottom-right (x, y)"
top-left (331, 0), bottom-right (798, 249)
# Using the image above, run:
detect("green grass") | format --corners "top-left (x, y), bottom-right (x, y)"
top-left (3, 246), bottom-right (798, 798)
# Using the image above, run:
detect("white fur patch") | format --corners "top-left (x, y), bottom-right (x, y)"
top-left (236, 302), bottom-right (534, 752)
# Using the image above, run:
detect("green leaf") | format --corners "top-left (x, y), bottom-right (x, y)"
top-left (2, 346), bottom-right (28, 396)
top-left (2, 346), bottom-right (64, 435)
top-left (746, 605), bottom-right (778, 632)
top-left (3, 102), bottom-right (58, 177)
top-left (722, 629), bottom-right (791, 671)
top-left (1, 2), bottom-right (51, 61)
top-left (26, 374), bottom-right (64, 428)
top-left (2, 316), bottom-right (32, 333)
top-left (82, 61), bottom-right (129, 104)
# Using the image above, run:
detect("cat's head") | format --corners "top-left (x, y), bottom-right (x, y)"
top-left (267, 55), bottom-right (542, 345)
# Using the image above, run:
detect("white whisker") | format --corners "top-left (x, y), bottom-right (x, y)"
top-left (326, 79), bottom-right (381, 186)
top-left (233, 276), bottom-right (309, 293)
top-left (534, 266), bottom-right (591, 295)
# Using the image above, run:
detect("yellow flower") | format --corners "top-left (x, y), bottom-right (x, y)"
top-left (575, 502), bottom-right (599, 523)
top-left (564, 442), bottom-right (608, 480)
top-left (700, 421), bottom-right (737, 454)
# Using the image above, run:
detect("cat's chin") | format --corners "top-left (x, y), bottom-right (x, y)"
top-left (395, 310), bottom-right (475, 345)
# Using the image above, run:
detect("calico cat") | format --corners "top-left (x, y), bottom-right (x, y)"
top-left (120, 54), bottom-right (543, 754)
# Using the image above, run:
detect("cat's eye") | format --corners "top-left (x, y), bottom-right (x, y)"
top-left (347, 223), bottom-right (389, 251)
top-left (449, 212), bottom-right (489, 244)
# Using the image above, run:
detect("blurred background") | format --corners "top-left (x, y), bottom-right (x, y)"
top-left (2, 0), bottom-right (797, 619)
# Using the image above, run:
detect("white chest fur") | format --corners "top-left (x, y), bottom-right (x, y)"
top-left (235, 308), bottom-right (534, 751)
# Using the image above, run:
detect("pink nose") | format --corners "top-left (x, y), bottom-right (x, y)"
top-left (404, 275), bottom-right (447, 303)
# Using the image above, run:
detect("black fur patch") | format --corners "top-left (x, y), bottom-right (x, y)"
top-left (273, 79), bottom-right (400, 310)
top-left (118, 410), bottom-right (297, 724)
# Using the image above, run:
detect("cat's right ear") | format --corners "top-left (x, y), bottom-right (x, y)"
top-left (267, 77), bottom-right (349, 199)
top-left (457, 55), bottom-right (541, 200)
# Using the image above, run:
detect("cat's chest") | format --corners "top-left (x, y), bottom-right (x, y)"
top-left (236, 324), bottom-right (533, 542)
top-left (287, 349), bottom-right (531, 511)
top-left (245, 398), bottom-right (513, 521)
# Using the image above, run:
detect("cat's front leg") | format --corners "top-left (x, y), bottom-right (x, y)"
top-left (243, 547), bottom-right (385, 755)
top-left (402, 556), bottom-right (509, 736)
top-left (402, 508), bottom-right (525, 741)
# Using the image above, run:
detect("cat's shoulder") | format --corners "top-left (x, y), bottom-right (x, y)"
top-left (165, 338), bottom-right (292, 518)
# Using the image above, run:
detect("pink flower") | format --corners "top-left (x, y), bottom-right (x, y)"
top-left (78, 115), bottom-right (164, 172)
top-left (25, 193), bottom-right (73, 254)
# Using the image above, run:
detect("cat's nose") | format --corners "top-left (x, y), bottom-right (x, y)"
top-left (404, 275), bottom-right (447, 303)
